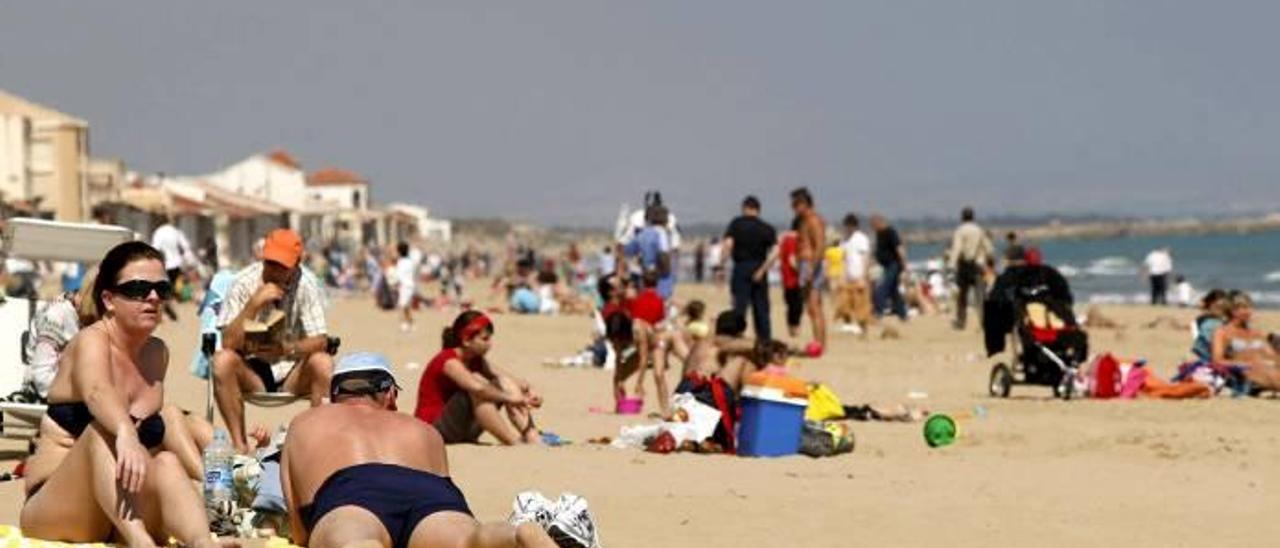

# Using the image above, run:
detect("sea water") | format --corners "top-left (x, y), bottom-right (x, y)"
top-left (908, 230), bottom-right (1280, 307)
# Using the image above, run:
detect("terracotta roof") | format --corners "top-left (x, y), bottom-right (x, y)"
top-left (306, 167), bottom-right (368, 187)
top-left (265, 149), bottom-right (302, 170)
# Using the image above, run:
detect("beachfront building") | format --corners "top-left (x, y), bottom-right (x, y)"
top-left (204, 149), bottom-right (308, 231)
top-left (385, 202), bottom-right (452, 244)
top-left (115, 176), bottom-right (286, 269)
top-left (302, 167), bottom-right (381, 248)
top-left (85, 157), bottom-right (126, 207)
top-left (0, 88), bottom-right (91, 221)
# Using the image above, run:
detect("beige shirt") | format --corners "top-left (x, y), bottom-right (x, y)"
top-left (948, 222), bottom-right (993, 269)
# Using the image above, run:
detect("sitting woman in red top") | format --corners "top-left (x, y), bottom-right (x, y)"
top-left (414, 311), bottom-right (544, 445)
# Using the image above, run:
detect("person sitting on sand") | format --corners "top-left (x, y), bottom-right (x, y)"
top-left (20, 242), bottom-right (228, 547)
top-left (668, 300), bottom-right (710, 376)
top-left (1211, 292), bottom-right (1280, 393)
top-left (283, 352), bottom-right (575, 548)
top-left (1189, 289), bottom-right (1228, 361)
top-left (214, 228), bottom-right (335, 454)
top-left (414, 311), bottom-right (544, 444)
top-left (17, 265), bottom-right (266, 480)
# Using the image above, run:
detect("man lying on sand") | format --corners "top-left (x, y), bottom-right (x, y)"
top-left (282, 352), bottom-right (576, 548)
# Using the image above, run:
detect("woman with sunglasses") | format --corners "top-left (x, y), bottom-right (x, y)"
top-left (21, 241), bottom-right (229, 547)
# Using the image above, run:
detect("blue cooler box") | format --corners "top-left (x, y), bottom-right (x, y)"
top-left (737, 386), bottom-right (808, 457)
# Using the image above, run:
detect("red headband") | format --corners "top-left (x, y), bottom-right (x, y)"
top-left (459, 314), bottom-right (492, 342)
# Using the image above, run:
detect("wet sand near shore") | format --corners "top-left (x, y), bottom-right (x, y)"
top-left (0, 283), bottom-right (1276, 547)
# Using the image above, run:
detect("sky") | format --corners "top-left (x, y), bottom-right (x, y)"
top-left (2, 1), bottom-right (1277, 226)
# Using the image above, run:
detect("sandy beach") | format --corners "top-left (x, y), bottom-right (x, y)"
top-left (1, 282), bottom-right (1277, 547)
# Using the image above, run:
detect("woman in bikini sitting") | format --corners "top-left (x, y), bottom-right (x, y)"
top-left (20, 242), bottom-right (229, 547)
top-left (414, 310), bottom-right (543, 445)
top-left (1212, 292), bottom-right (1280, 393)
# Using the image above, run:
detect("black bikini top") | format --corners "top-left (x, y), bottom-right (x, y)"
top-left (45, 325), bottom-right (166, 449)
top-left (46, 401), bottom-right (166, 449)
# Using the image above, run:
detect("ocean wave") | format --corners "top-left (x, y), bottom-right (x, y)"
top-left (1083, 256), bottom-right (1139, 277)
top-left (1265, 271), bottom-right (1280, 283)
top-left (1085, 290), bottom-right (1280, 307)
top-left (1057, 264), bottom-right (1080, 277)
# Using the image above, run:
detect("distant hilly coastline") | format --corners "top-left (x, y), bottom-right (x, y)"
top-left (452, 212), bottom-right (1280, 249)
top-left (900, 212), bottom-right (1280, 245)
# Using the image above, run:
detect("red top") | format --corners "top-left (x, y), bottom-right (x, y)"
top-left (415, 348), bottom-right (463, 423)
top-left (628, 289), bottom-right (665, 325)
top-left (778, 232), bottom-right (799, 289)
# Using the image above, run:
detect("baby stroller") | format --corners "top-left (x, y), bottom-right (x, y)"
top-left (982, 261), bottom-right (1089, 399)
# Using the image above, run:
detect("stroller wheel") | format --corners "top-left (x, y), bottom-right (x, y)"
top-left (989, 364), bottom-right (1013, 398)
top-left (1056, 368), bottom-right (1078, 401)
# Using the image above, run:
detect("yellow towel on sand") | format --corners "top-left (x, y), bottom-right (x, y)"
top-left (0, 525), bottom-right (298, 548)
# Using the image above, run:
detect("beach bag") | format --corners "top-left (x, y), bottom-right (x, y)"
top-left (1089, 353), bottom-right (1121, 399)
top-left (805, 383), bottom-right (846, 422)
top-left (799, 420), bottom-right (855, 458)
top-left (190, 270), bottom-right (237, 379)
top-left (674, 373), bottom-right (737, 453)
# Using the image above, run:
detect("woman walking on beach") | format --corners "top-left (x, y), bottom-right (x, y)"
top-left (414, 311), bottom-right (544, 444)
top-left (20, 242), bottom-right (229, 547)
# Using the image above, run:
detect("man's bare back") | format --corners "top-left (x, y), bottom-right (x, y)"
top-left (284, 403), bottom-right (449, 510)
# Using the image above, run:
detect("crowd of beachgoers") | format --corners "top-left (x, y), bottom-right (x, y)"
top-left (0, 188), bottom-right (1275, 548)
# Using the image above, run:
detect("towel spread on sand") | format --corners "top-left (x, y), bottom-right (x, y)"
top-left (0, 525), bottom-right (299, 548)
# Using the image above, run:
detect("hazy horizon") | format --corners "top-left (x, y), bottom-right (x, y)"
top-left (3, 2), bottom-right (1278, 227)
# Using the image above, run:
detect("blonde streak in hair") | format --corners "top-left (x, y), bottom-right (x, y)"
top-left (75, 266), bottom-right (101, 327)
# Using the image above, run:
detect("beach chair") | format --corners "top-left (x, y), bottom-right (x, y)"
top-left (0, 218), bottom-right (133, 438)
top-left (201, 333), bottom-right (341, 422)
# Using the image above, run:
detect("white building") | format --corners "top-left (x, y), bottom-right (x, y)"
top-left (302, 167), bottom-right (380, 247)
top-left (204, 150), bottom-right (307, 227)
top-left (0, 89), bottom-right (91, 221)
top-left (385, 202), bottom-right (451, 243)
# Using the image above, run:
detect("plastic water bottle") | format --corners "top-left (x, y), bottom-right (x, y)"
top-left (204, 428), bottom-right (235, 527)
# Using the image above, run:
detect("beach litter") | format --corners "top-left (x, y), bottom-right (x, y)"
top-left (611, 393), bottom-right (722, 451)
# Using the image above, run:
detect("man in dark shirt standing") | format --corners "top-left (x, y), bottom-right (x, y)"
top-left (720, 195), bottom-right (777, 340)
top-left (871, 214), bottom-right (909, 320)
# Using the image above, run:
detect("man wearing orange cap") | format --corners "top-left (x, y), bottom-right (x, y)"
top-left (215, 228), bottom-right (334, 453)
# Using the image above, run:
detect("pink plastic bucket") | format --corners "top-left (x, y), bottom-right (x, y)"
top-left (616, 397), bottom-right (643, 414)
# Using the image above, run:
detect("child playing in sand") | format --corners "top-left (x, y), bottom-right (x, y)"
top-left (606, 272), bottom-right (672, 414)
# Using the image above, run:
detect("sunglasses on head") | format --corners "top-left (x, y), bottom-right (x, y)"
top-left (113, 279), bottom-right (173, 301)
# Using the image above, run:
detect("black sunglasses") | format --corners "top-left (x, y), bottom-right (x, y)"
top-left (113, 279), bottom-right (173, 301)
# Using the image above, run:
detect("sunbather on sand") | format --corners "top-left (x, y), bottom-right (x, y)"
top-left (283, 352), bottom-right (566, 548)
top-left (725, 339), bottom-right (929, 421)
top-left (414, 311), bottom-right (544, 445)
top-left (15, 266), bottom-right (266, 480)
top-left (20, 242), bottom-right (230, 547)
top-left (1212, 293), bottom-right (1280, 392)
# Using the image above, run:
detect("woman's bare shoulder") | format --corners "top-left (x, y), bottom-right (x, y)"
top-left (141, 337), bottom-right (170, 373)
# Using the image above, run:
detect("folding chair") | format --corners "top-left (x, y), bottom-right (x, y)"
top-left (0, 219), bottom-right (133, 439)
top-left (202, 333), bottom-right (341, 422)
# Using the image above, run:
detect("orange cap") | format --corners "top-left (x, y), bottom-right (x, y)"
top-left (262, 228), bottom-right (303, 269)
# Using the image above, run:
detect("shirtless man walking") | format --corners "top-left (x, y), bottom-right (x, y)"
top-left (282, 352), bottom-right (590, 548)
top-left (790, 187), bottom-right (828, 355)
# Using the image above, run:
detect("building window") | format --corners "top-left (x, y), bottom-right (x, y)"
top-left (352, 189), bottom-right (362, 209)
